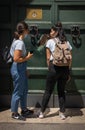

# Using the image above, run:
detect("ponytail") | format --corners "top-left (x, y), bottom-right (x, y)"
top-left (13, 31), bottom-right (19, 39)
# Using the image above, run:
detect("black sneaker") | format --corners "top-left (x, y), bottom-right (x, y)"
top-left (21, 108), bottom-right (34, 117)
top-left (12, 113), bottom-right (26, 121)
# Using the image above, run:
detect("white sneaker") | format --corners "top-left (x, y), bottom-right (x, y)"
top-left (59, 112), bottom-right (66, 120)
top-left (39, 112), bottom-right (44, 119)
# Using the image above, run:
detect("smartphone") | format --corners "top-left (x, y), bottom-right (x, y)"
top-left (30, 51), bottom-right (33, 54)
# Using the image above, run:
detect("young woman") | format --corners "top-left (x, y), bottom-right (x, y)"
top-left (10, 21), bottom-right (34, 120)
top-left (38, 26), bottom-right (72, 120)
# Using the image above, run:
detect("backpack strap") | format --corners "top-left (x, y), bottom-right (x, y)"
top-left (53, 38), bottom-right (63, 50)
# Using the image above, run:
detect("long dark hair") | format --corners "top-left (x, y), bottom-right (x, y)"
top-left (59, 30), bottom-right (67, 44)
top-left (55, 21), bottom-right (67, 43)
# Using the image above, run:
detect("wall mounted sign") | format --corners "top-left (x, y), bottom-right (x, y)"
top-left (26, 8), bottom-right (42, 19)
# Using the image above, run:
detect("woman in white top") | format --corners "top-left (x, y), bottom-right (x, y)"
top-left (38, 25), bottom-right (72, 120)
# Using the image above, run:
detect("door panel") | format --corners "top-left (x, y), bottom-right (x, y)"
top-left (0, 0), bottom-right (85, 97)
top-left (55, 2), bottom-right (85, 95)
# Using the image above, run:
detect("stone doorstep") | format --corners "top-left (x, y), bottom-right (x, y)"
top-left (0, 108), bottom-right (85, 123)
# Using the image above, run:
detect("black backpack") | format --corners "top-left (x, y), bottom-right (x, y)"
top-left (2, 45), bottom-right (13, 64)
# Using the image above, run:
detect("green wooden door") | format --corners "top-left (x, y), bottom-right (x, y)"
top-left (54, 2), bottom-right (85, 95)
top-left (0, 0), bottom-right (85, 107)
top-left (24, 0), bottom-right (85, 96)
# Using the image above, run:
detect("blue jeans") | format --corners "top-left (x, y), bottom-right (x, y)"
top-left (10, 61), bottom-right (28, 113)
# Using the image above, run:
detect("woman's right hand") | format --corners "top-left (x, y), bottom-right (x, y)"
top-left (27, 52), bottom-right (33, 59)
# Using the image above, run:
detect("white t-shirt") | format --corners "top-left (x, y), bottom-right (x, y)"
top-left (10, 39), bottom-right (27, 57)
top-left (46, 37), bottom-right (72, 61)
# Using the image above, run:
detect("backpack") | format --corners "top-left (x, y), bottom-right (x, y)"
top-left (52, 39), bottom-right (72, 66)
top-left (2, 45), bottom-right (13, 64)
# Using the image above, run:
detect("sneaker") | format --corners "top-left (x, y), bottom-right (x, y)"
top-left (39, 112), bottom-right (44, 119)
top-left (12, 113), bottom-right (26, 121)
top-left (59, 112), bottom-right (66, 120)
top-left (21, 108), bottom-right (34, 117)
